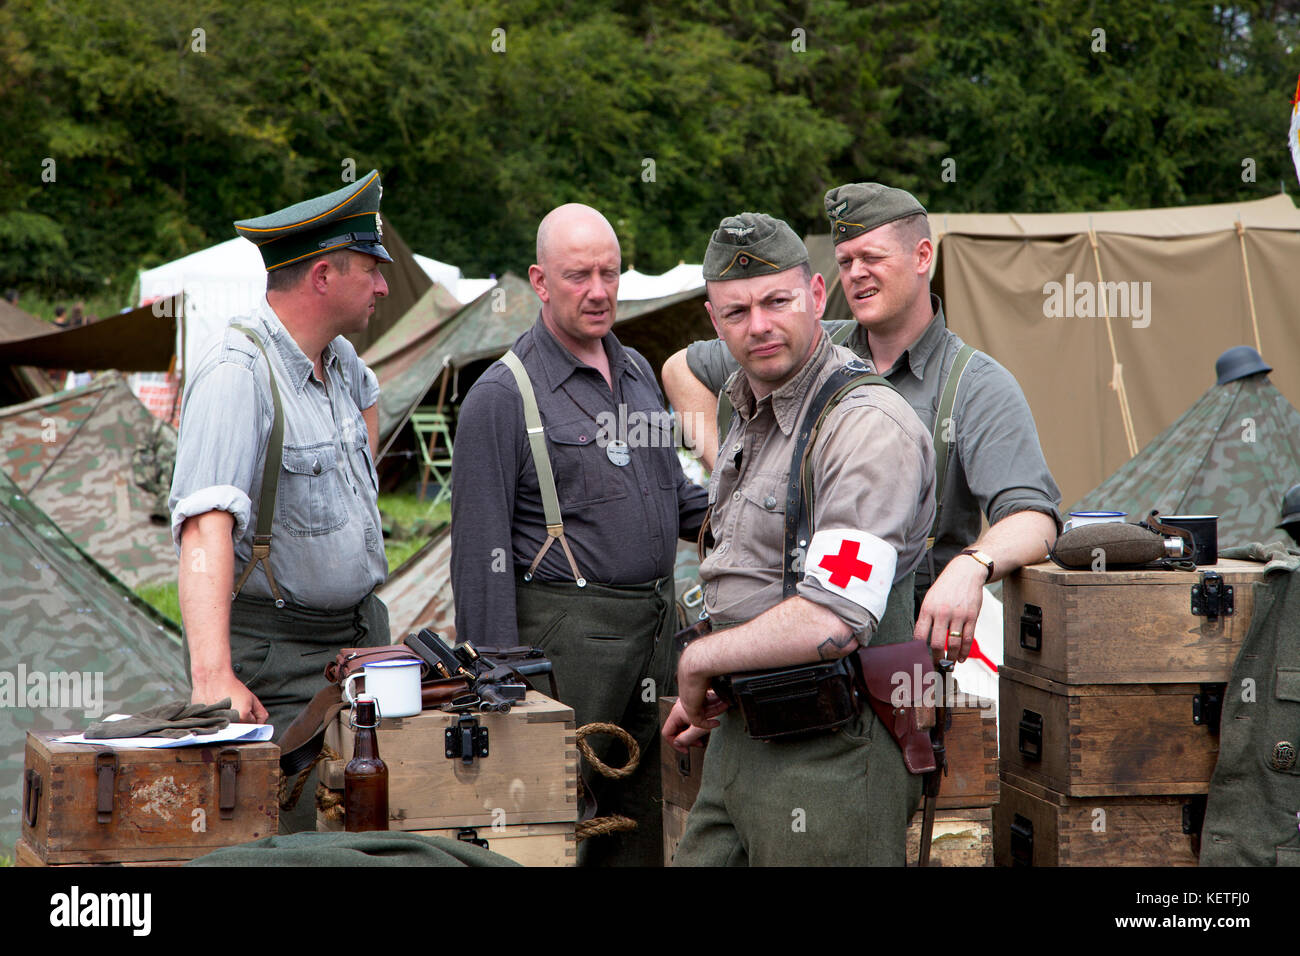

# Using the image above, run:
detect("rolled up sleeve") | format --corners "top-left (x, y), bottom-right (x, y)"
top-left (168, 358), bottom-right (268, 555)
top-left (958, 360), bottom-right (1062, 530)
top-left (685, 338), bottom-right (739, 395)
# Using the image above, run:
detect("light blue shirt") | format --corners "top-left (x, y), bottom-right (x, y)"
top-left (169, 297), bottom-right (386, 610)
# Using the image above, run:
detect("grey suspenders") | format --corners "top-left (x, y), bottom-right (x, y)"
top-left (228, 324), bottom-right (288, 607)
top-left (499, 349), bottom-right (588, 587)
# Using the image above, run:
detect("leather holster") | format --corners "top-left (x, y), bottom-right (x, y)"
top-left (855, 641), bottom-right (938, 775)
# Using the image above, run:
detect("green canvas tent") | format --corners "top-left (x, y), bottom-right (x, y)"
top-left (0, 466), bottom-right (185, 855)
top-left (1071, 362), bottom-right (1300, 549)
top-left (0, 372), bottom-right (177, 589)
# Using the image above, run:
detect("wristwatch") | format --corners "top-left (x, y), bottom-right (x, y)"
top-left (960, 548), bottom-right (994, 581)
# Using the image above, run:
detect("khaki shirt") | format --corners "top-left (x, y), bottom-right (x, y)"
top-left (701, 332), bottom-right (935, 639)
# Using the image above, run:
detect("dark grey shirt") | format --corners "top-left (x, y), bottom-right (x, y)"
top-left (686, 295), bottom-right (1061, 590)
top-left (169, 297), bottom-right (387, 610)
top-left (451, 316), bottom-right (709, 647)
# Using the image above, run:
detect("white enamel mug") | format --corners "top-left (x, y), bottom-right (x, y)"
top-left (343, 658), bottom-right (423, 718)
top-left (1063, 510), bottom-right (1127, 532)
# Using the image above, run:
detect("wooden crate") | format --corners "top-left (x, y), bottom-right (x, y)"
top-left (659, 695), bottom-right (997, 811)
top-left (658, 697), bottom-right (706, 811)
top-left (1003, 560), bottom-right (1262, 685)
top-left (321, 690), bottom-right (577, 831)
top-left (993, 771), bottom-right (1201, 867)
top-left (940, 695), bottom-right (998, 809)
top-left (21, 731), bottom-right (279, 865)
top-left (14, 838), bottom-right (186, 868)
top-left (663, 801), bottom-right (690, 866)
top-left (999, 665), bottom-right (1220, 796)
top-left (906, 807), bottom-right (993, 867)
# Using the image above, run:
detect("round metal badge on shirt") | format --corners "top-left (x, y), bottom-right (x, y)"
top-left (606, 439), bottom-right (630, 467)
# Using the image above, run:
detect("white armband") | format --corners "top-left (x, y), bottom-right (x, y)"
top-left (805, 528), bottom-right (897, 621)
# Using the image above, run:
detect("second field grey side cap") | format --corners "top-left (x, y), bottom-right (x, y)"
top-left (824, 182), bottom-right (926, 244)
top-left (702, 212), bottom-right (809, 281)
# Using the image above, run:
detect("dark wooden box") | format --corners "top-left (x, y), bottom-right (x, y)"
top-left (993, 771), bottom-right (1201, 867)
top-left (1003, 560), bottom-right (1263, 685)
top-left (21, 731), bottom-right (279, 865)
top-left (999, 666), bottom-right (1221, 796)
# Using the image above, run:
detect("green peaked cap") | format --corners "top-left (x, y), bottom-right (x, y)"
top-left (703, 212), bottom-right (808, 281)
top-left (234, 169), bottom-right (392, 272)
top-left (824, 182), bottom-right (926, 244)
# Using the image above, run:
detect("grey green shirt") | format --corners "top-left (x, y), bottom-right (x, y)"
top-left (450, 315), bottom-right (709, 648)
top-left (686, 295), bottom-right (1061, 590)
top-left (168, 297), bottom-right (387, 610)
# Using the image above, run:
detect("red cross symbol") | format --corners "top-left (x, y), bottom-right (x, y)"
top-left (818, 539), bottom-right (873, 589)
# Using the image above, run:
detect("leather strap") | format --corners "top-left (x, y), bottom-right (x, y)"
top-left (781, 361), bottom-right (895, 597)
top-left (500, 350), bottom-right (587, 587)
top-left (229, 324), bottom-right (287, 607)
top-left (927, 344), bottom-right (975, 551)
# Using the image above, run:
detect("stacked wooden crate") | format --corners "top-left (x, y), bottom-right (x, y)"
top-left (994, 559), bottom-right (1264, 866)
top-left (660, 692), bottom-right (998, 866)
top-left (318, 690), bottom-right (578, 866)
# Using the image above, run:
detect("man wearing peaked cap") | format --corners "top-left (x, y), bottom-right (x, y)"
top-left (169, 171), bottom-right (393, 832)
top-left (663, 211), bottom-right (935, 865)
top-left (664, 183), bottom-right (1061, 671)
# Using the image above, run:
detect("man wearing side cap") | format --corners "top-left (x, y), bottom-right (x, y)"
top-left (169, 171), bottom-right (393, 832)
top-left (450, 203), bottom-right (709, 866)
top-left (662, 212), bottom-right (934, 864)
top-left (663, 184), bottom-right (1061, 664)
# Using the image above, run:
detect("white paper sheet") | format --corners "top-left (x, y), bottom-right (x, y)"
top-left (55, 716), bottom-right (274, 749)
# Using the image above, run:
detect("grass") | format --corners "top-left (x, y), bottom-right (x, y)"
top-left (130, 490), bottom-right (448, 620)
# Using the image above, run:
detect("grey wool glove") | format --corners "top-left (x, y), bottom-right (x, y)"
top-left (84, 698), bottom-right (241, 739)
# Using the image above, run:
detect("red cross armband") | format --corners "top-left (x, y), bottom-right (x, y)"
top-left (805, 529), bottom-right (897, 621)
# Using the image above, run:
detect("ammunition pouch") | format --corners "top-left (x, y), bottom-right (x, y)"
top-left (714, 658), bottom-right (861, 741)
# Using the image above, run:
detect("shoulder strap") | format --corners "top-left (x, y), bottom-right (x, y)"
top-left (928, 344), bottom-right (976, 546)
top-left (781, 362), bottom-right (896, 597)
top-left (499, 350), bottom-right (587, 587)
top-left (228, 324), bottom-right (287, 607)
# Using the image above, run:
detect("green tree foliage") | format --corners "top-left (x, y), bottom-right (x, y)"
top-left (0, 0), bottom-right (1297, 298)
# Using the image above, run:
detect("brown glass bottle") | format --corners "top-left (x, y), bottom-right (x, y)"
top-left (344, 697), bottom-right (389, 832)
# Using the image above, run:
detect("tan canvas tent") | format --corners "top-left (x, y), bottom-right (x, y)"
top-left (914, 193), bottom-right (1300, 508)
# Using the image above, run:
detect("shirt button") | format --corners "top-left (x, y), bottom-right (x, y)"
top-left (312, 459), bottom-right (321, 475)
top-left (732, 443), bottom-right (742, 453)
top-left (732, 491), bottom-right (741, 501)
top-left (764, 496), bottom-right (777, 510)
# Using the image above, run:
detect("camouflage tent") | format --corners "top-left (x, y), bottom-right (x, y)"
top-left (0, 372), bottom-right (177, 589)
top-left (1071, 364), bottom-right (1300, 549)
top-left (0, 466), bottom-right (185, 855)
top-left (364, 272), bottom-right (710, 448)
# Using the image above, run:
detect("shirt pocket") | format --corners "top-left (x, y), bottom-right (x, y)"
top-left (278, 441), bottom-right (349, 536)
top-left (546, 418), bottom-right (628, 508)
top-left (728, 471), bottom-right (787, 568)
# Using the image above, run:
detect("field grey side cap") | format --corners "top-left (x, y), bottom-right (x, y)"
top-left (234, 169), bottom-right (392, 272)
top-left (824, 182), bottom-right (926, 244)
top-left (702, 212), bottom-right (809, 281)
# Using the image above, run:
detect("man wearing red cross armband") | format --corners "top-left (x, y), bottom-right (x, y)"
top-left (662, 212), bottom-right (935, 865)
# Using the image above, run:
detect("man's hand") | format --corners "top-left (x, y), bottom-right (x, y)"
top-left (661, 693), bottom-right (728, 754)
top-left (191, 670), bottom-right (268, 724)
top-left (675, 641), bottom-right (721, 730)
top-left (914, 552), bottom-right (985, 662)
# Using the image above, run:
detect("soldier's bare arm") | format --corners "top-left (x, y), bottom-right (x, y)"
top-left (914, 509), bottom-right (1056, 660)
top-left (179, 511), bottom-right (267, 723)
top-left (673, 596), bottom-right (855, 728)
top-left (662, 348), bottom-right (720, 472)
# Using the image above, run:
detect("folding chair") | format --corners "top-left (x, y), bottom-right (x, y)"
top-left (410, 409), bottom-right (455, 507)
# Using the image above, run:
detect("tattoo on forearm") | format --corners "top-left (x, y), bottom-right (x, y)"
top-left (816, 632), bottom-right (855, 661)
